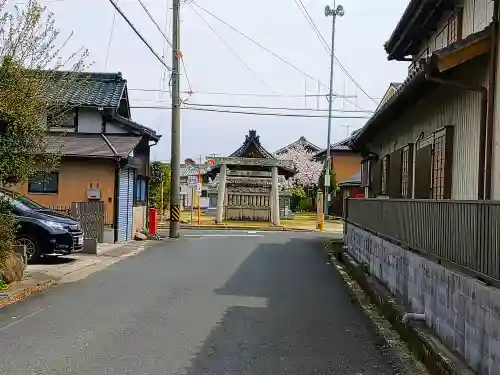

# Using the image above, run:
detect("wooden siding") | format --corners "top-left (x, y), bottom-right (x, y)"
top-left (416, 0), bottom-right (493, 59)
top-left (331, 153), bottom-right (362, 185)
top-left (367, 56), bottom-right (488, 200)
top-left (14, 159), bottom-right (116, 225)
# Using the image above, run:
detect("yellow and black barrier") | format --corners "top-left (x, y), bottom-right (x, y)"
top-left (170, 205), bottom-right (181, 222)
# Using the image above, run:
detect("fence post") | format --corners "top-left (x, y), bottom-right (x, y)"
top-left (343, 197), bottom-right (348, 236)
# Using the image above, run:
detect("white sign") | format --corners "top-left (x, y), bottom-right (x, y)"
top-left (188, 175), bottom-right (198, 187)
top-left (324, 174), bottom-right (331, 187)
top-left (196, 182), bottom-right (202, 196)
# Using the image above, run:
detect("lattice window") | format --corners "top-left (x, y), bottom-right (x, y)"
top-left (381, 155), bottom-right (389, 195)
top-left (431, 133), bottom-right (446, 199)
top-left (448, 13), bottom-right (459, 44)
top-left (401, 146), bottom-right (410, 198)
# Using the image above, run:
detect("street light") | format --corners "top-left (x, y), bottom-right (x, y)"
top-left (323, 3), bottom-right (344, 216)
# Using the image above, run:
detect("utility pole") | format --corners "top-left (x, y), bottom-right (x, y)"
top-left (169, 0), bottom-right (181, 238)
top-left (324, 2), bottom-right (344, 216)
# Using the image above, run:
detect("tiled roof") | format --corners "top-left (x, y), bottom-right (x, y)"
top-left (50, 71), bottom-right (126, 108)
top-left (314, 130), bottom-right (360, 157)
top-left (230, 130), bottom-right (276, 159)
top-left (180, 164), bottom-right (213, 177)
top-left (339, 172), bottom-right (361, 187)
top-left (44, 132), bottom-right (141, 158)
top-left (274, 136), bottom-right (321, 155)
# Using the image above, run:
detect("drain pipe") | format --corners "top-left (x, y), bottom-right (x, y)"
top-left (421, 59), bottom-right (488, 199)
top-left (485, 0), bottom-right (499, 199)
top-left (411, 132), bottom-right (424, 199)
top-left (402, 312), bottom-right (426, 324)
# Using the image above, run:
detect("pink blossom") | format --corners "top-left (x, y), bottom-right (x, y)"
top-left (277, 144), bottom-right (323, 188)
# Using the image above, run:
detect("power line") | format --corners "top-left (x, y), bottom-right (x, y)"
top-left (129, 87), bottom-right (351, 98)
top-left (130, 105), bottom-right (372, 118)
top-left (188, 103), bottom-right (372, 113)
top-left (189, 1), bottom-right (368, 111)
top-left (104, 1), bottom-right (118, 69)
top-left (131, 101), bottom-right (373, 113)
top-left (136, 0), bottom-right (173, 48)
top-left (188, 3), bottom-right (275, 94)
top-left (180, 56), bottom-right (193, 93)
top-left (291, 0), bottom-right (378, 105)
top-left (108, 0), bottom-right (172, 71)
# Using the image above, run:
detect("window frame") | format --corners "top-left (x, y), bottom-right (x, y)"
top-left (135, 177), bottom-right (148, 204)
top-left (47, 107), bottom-right (77, 130)
top-left (360, 159), bottom-right (371, 188)
top-left (28, 172), bottom-right (59, 194)
top-left (401, 146), bottom-right (411, 198)
top-left (380, 155), bottom-right (390, 195)
top-left (431, 130), bottom-right (447, 199)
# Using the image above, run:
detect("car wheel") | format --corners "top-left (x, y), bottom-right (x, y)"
top-left (16, 235), bottom-right (41, 263)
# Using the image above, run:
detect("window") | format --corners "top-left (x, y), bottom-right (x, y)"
top-left (135, 178), bottom-right (147, 203)
top-left (381, 155), bottom-right (390, 195)
top-left (435, 27), bottom-right (447, 50)
top-left (431, 133), bottom-right (446, 199)
top-left (448, 12), bottom-right (459, 44)
top-left (361, 160), bottom-right (370, 187)
top-left (28, 172), bottom-right (59, 194)
top-left (47, 107), bottom-right (77, 129)
top-left (401, 146), bottom-right (411, 198)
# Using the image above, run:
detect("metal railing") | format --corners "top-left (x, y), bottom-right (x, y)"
top-left (345, 198), bottom-right (500, 280)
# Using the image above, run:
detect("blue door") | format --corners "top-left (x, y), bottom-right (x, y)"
top-left (118, 168), bottom-right (134, 242)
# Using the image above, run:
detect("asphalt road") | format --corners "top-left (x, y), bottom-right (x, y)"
top-left (0, 230), bottom-right (416, 374)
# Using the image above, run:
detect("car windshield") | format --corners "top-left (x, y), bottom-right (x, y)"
top-left (0, 190), bottom-right (45, 211)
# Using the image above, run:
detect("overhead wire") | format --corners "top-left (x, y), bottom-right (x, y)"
top-left (188, 3), bottom-right (275, 94)
top-left (292, 0), bottom-right (378, 105)
top-left (180, 56), bottom-right (193, 93)
top-left (131, 101), bottom-right (373, 113)
top-left (130, 88), bottom-right (343, 98)
top-left (108, 0), bottom-right (172, 71)
top-left (156, 0), bottom-right (171, 132)
top-left (129, 105), bottom-right (372, 119)
top-left (104, 0), bottom-right (118, 70)
top-left (136, 0), bottom-right (173, 48)
top-left (189, 1), bottom-right (369, 112)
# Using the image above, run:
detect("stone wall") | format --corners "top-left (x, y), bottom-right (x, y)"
top-left (345, 223), bottom-right (500, 375)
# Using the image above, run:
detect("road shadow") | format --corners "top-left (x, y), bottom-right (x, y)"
top-left (182, 237), bottom-right (405, 375)
top-left (31, 256), bottom-right (76, 265)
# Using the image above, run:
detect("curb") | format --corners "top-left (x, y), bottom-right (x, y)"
top-left (0, 278), bottom-right (57, 309)
top-left (159, 224), bottom-right (315, 232)
top-left (325, 241), bottom-right (474, 375)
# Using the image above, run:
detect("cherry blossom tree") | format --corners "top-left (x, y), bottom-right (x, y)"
top-left (278, 144), bottom-right (323, 190)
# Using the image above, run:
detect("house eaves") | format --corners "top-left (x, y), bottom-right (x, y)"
top-left (384, 0), bottom-right (455, 60)
top-left (339, 172), bottom-right (361, 187)
top-left (314, 130), bottom-right (361, 158)
top-left (44, 132), bottom-right (142, 159)
top-left (355, 28), bottom-right (492, 148)
top-left (105, 114), bottom-right (161, 142)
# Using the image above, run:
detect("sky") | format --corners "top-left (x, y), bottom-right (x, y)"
top-left (19, 0), bottom-right (409, 161)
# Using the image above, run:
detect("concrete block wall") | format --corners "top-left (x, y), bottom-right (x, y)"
top-left (346, 224), bottom-right (500, 375)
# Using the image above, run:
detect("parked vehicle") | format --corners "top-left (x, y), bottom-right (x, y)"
top-left (0, 189), bottom-right (84, 262)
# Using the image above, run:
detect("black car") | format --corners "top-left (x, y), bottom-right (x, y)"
top-left (0, 190), bottom-right (84, 262)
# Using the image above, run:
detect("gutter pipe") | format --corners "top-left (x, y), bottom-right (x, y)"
top-left (486, 0), bottom-right (499, 200)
